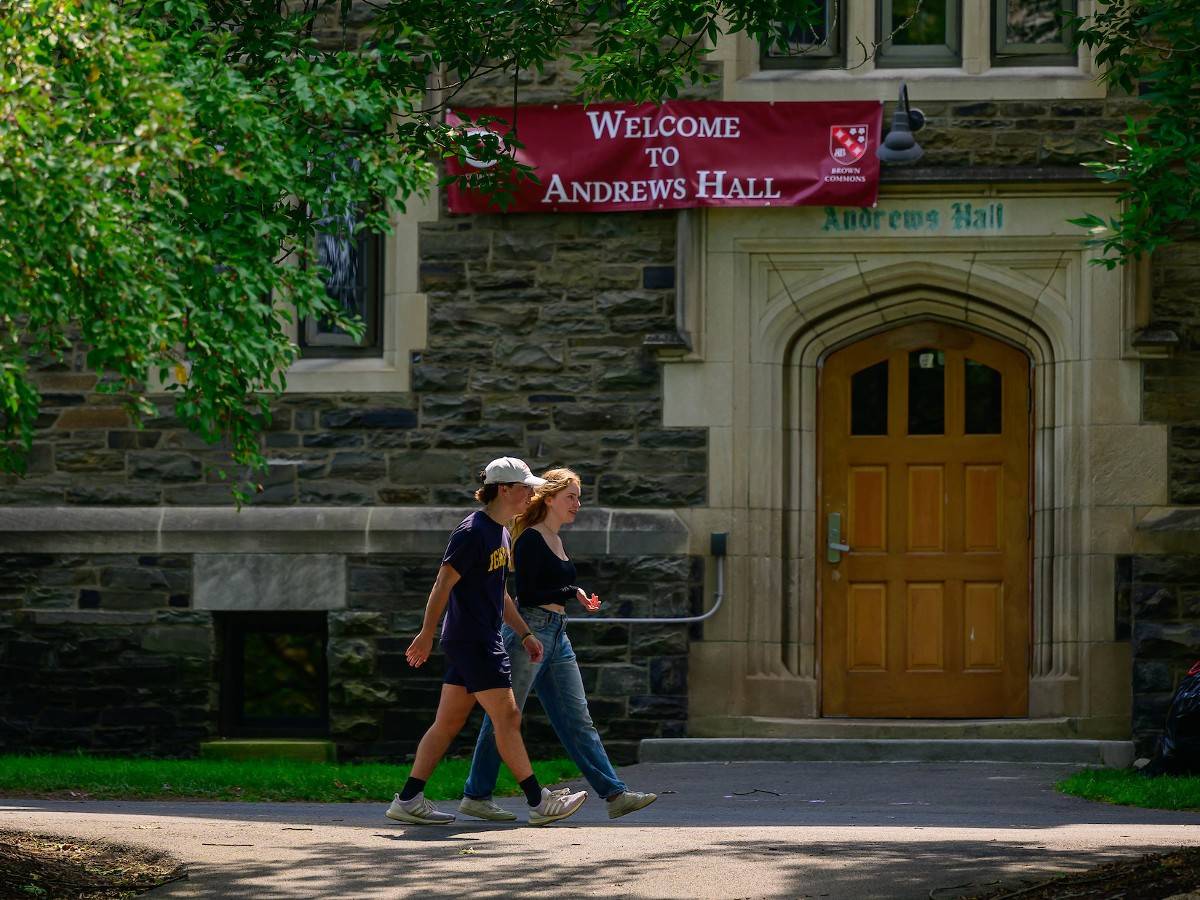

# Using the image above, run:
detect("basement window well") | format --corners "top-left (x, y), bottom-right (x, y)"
top-left (217, 612), bottom-right (329, 738)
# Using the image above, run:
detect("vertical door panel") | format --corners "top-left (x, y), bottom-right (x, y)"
top-left (906, 582), bottom-right (945, 671)
top-left (847, 583), bottom-right (888, 670)
top-left (964, 582), bottom-right (1004, 670)
top-left (964, 465), bottom-right (1003, 551)
top-left (849, 467), bottom-right (888, 551)
top-left (907, 465), bottom-right (945, 551)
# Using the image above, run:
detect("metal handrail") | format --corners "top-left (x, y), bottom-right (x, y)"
top-left (569, 532), bottom-right (726, 625)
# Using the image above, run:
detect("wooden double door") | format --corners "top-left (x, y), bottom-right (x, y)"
top-left (819, 322), bottom-right (1030, 717)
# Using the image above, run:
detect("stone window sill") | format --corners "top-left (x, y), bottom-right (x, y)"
top-left (284, 292), bottom-right (427, 394)
top-left (729, 66), bottom-right (1107, 102)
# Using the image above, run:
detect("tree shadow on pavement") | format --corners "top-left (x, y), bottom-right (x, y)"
top-left (10, 763), bottom-right (1200, 898)
top-left (148, 834), bottom-right (1197, 899)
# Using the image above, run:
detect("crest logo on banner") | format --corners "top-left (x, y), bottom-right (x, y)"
top-left (830, 125), bottom-right (869, 164)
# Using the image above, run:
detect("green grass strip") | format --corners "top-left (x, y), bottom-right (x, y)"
top-left (0, 754), bottom-right (581, 803)
top-left (1058, 766), bottom-right (1200, 810)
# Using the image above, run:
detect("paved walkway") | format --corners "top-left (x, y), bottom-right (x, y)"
top-left (3, 762), bottom-right (1199, 898)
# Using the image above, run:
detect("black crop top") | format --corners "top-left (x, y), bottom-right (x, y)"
top-left (512, 528), bottom-right (579, 608)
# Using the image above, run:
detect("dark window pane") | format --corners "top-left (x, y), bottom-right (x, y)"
top-left (891, 0), bottom-right (948, 44)
top-left (765, 1), bottom-right (836, 54)
top-left (303, 221), bottom-right (381, 353)
top-left (318, 226), bottom-right (370, 324)
top-left (965, 359), bottom-right (1003, 434)
top-left (788, 2), bottom-right (829, 48)
top-left (242, 631), bottom-right (323, 720)
top-left (851, 361), bottom-right (889, 435)
top-left (300, 190), bottom-right (382, 357)
top-left (908, 348), bottom-right (945, 435)
top-left (1006, 0), bottom-right (1065, 44)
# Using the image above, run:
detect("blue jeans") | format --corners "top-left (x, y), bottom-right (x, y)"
top-left (463, 606), bottom-right (627, 801)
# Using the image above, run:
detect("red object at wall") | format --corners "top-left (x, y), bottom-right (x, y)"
top-left (445, 100), bottom-right (883, 214)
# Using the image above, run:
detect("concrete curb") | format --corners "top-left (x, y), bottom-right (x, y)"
top-left (639, 738), bottom-right (1135, 767)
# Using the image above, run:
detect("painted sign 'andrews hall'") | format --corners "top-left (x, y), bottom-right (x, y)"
top-left (446, 101), bottom-right (884, 213)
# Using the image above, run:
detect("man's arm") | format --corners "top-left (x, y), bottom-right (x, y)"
top-left (502, 590), bottom-right (528, 632)
top-left (503, 591), bottom-right (543, 663)
top-left (405, 564), bottom-right (460, 668)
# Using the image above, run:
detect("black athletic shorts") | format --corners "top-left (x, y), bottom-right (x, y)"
top-left (441, 639), bottom-right (512, 694)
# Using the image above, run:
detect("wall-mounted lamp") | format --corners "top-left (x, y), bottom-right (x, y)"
top-left (876, 83), bottom-right (926, 164)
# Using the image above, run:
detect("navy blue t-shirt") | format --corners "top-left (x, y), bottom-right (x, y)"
top-left (440, 511), bottom-right (510, 645)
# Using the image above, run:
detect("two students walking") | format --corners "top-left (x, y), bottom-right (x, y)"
top-left (387, 457), bottom-right (656, 827)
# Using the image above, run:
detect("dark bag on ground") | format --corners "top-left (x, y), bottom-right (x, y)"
top-left (1143, 660), bottom-right (1200, 777)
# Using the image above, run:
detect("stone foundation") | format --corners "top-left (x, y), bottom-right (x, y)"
top-left (1125, 553), bottom-right (1200, 757)
top-left (0, 528), bottom-right (698, 764)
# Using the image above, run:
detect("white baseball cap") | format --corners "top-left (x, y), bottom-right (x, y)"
top-left (483, 456), bottom-right (546, 487)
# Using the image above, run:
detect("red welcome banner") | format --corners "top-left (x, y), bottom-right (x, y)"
top-left (446, 100), bottom-right (883, 214)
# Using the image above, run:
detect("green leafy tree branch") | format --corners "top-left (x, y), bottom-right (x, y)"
top-left (0, 1), bottom-right (957, 499)
top-left (1069, 0), bottom-right (1200, 267)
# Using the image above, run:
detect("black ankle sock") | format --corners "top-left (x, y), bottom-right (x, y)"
top-left (519, 774), bottom-right (542, 806)
top-left (399, 777), bottom-right (426, 802)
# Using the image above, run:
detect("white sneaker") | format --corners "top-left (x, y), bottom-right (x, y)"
top-left (458, 796), bottom-right (518, 822)
top-left (606, 790), bottom-right (658, 819)
top-left (385, 792), bottom-right (455, 825)
top-left (528, 787), bottom-right (588, 826)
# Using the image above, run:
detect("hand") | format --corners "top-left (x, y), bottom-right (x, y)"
top-left (578, 587), bottom-right (601, 612)
top-left (523, 634), bottom-right (544, 663)
top-left (406, 631), bottom-right (434, 668)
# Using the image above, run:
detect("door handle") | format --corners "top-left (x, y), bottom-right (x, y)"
top-left (827, 512), bottom-right (850, 563)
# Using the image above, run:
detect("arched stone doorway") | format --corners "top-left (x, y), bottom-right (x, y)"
top-left (671, 194), bottom-right (1153, 735)
top-left (778, 290), bottom-right (1062, 718)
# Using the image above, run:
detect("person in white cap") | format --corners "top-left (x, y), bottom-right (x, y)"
top-left (385, 457), bottom-right (589, 827)
top-left (459, 467), bottom-right (657, 823)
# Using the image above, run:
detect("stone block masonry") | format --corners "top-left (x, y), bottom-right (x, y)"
top-left (0, 554), bottom-right (212, 757)
top-left (0, 548), bottom-right (699, 765)
top-left (1128, 237), bottom-right (1200, 756)
top-left (1141, 240), bottom-right (1200, 504)
top-left (334, 551), bottom-right (701, 764)
top-left (909, 98), bottom-right (1140, 169)
top-left (1124, 554), bottom-right (1200, 757)
top-left (7, 205), bottom-right (705, 510)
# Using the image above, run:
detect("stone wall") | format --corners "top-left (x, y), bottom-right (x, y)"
top-left (1142, 240), bottom-right (1200, 503)
top-left (1129, 236), bottom-right (1200, 757)
top-left (0, 550), bottom-right (699, 764)
top-left (2, 99), bottom-right (1147, 511)
top-left (5, 209), bottom-right (705, 510)
top-left (911, 98), bottom-right (1134, 169)
top-left (0, 553), bottom-right (212, 756)
top-left (1124, 554), bottom-right (1200, 757)
top-left (313, 551), bottom-right (699, 765)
